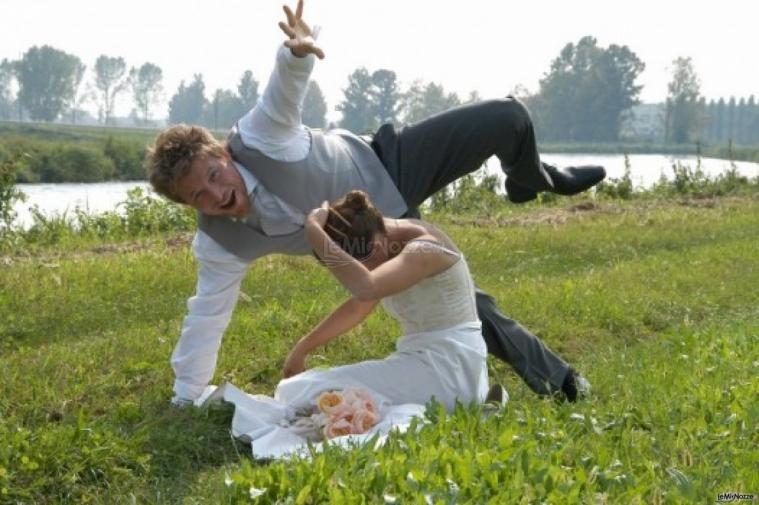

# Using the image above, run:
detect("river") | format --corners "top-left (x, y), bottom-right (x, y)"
top-left (12, 153), bottom-right (759, 228)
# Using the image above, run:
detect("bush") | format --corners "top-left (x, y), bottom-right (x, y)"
top-left (103, 136), bottom-right (147, 180)
top-left (647, 159), bottom-right (758, 199)
top-left (119, 187), bottom-right (196, 235)
top-left (28, 145), bottom-right (115, 182)
top-left (428, 171), bottom-right (504, 215)
top-left (0, 155), bottom-right (27, 231)
top-left (596, 154), bottom-right (634, 200)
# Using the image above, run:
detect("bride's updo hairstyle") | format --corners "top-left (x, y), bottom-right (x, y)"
top-left (324, 190), bottom-right (386, 260)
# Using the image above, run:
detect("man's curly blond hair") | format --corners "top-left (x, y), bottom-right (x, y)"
top-left (145, 124), bottom-right (228, 203)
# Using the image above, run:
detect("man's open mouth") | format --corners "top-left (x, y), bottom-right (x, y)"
top-left (220, 191), bottom-right (236, 210)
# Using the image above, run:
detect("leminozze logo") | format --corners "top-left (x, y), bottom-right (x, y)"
top-left (717, 492), bottom-right (756, 503)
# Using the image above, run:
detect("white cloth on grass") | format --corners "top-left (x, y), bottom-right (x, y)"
top-left (198, 321), bottom-right (486, 459)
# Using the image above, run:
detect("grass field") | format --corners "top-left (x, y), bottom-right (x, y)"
top-left (1, 196), bottom-right (757, 503)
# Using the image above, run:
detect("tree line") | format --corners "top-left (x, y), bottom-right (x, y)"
top-left (700, 96), bottom-right (759, 145)
top-left (1, 47), bottom-right (165, 125)
top-left (1, 41), bottom-right (757, 145)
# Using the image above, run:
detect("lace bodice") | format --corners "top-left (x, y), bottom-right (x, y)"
top-left (381, 240), bottom-right (479, 335)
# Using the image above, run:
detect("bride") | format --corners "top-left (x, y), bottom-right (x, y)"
top-left (274, 190), bottom-right (495, 412)
top-left (204, 190), bottom-right (503, 457)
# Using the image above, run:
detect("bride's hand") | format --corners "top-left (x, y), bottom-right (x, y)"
top-left (283, 346), bottom-right (307, 378)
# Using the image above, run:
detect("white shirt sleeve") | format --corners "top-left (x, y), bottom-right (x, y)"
top-left (172, 42), bottom-right (320, 401)
top-left (171, 231), bottom-right (249, 401)
top-left (238, 44), bottom-right (316, 161)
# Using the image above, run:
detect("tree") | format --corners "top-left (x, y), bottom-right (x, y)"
top-left (168, 74), bottom-right (207, 124)
top-left (337, 67), bottom-right (376, 133)
top-left (727, 96), bottom-right (737, 142)
top-left (0, 59), bottom-right (15, 120)
top-left (665, 57), bottom-right (703, 143)
top-left (736, 97), bottom-right (747, 144)
top-left (402, 81), bottom-right (461, 124)
top-left (203, 89), bottom-right (245, 130)
top-left (530, 36), bottom-right (644, 142)
top-left (129, 62), bottom-right (163, 124)
top-left (715, 98), bottom-right (726, 142)
top-left (237, 70), bottom-right (259, 111)
top-left (14, 46), bottom-right (83, 121)
top-left (69, 63), bottom-right (93, 124)
top-left (94, 55), bottom-right (128, 124)
top-left (529, 37), bottom-right (645, 141)
top-left (748, 95), bottom-right (758, 144)
top-left (586, 44), bottom-right (645, 140)
top-left (370, 69), bottom-right (401, 125)
top-left (302, 80), bottom-right (327, 128)
top-left (704, 99), bottom-right (716, 142)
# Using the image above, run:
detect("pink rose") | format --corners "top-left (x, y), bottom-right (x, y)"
top-left (351, 408), bottom-right (378, 434)
top-left (344, 389), bottom-right (378, 414)
top-left (317, 391), bottom-right (344, 415)
top-left (327, 403), bottom-right (354, 422)
top-left (323, 417), bottom-right (353, 439)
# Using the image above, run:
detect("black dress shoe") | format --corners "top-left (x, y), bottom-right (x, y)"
top-left (505, 165), bottom-right (606, 203)
top-left (543, 164), bottom-right (606, 196)
top-left (504, 177), bottom-right (538, 203)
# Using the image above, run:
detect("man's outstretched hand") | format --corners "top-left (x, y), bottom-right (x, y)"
top-left (278, 0), bottom-right (325, 59)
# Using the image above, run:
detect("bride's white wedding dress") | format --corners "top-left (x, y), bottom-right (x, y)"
top-left (201, 240), bottom-right (491, 458)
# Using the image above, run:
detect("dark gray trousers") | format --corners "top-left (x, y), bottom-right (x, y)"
top-left (370, 97), bottom-right (570, 395)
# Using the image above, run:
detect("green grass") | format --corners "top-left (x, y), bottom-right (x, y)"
top-left (1, 196), bottom-right (757, 503)
top-left (0, 121), bottom-right (227, 146)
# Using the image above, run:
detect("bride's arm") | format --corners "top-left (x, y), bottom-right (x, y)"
top-left (305, 208), bottom-right (449, 301)
top-left (283, 296), bottom-right (378, 377)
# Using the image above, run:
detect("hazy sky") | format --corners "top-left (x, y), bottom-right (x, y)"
top-left (3, 0), bottom-right (757, 120)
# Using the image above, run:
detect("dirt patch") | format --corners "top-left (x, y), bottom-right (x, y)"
top-left (448, 200), bottom-right (608, 227)
top-left (1, 232), bottom-right (194, 265)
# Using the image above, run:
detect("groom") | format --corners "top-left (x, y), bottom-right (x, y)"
top-left (146, 0), bottom-right (604, 405)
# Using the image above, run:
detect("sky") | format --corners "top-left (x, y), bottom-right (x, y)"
top-left (3, 0), bottom-right (757, 121)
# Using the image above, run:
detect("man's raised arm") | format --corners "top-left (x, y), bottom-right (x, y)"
top-left (242, 0), bottom-right (324, 147)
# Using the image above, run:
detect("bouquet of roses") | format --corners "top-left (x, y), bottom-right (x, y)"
top-left (315, 388), bottom-right (379, 439)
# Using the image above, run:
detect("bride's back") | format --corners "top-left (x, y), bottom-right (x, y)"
top-left (381, 238), bottom-right (479, 335)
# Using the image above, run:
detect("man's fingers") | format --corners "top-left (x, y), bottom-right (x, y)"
top-left (283, 4), bottom-right (296, 26)
top-left (295, 0), bottom-right (304, 19)
top-left (279, 21), bottom-right (296, 38)
top-left (284, 39), bottom-right (325, 59)
top-left (303, 42), bottom-right (325, 59)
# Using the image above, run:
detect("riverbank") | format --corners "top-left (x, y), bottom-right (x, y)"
top-left (2, 121), bottom-right (759, 184)
top-left (1, 196), bottom-right (757, 502)
top-left (539, 141), bottom-right (759, 162)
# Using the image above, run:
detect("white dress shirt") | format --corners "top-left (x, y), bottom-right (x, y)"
top-left (171, 43), bottom-right (318, 401)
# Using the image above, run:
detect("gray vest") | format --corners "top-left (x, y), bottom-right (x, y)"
top-left (197, 126), bottom-right (408, 262)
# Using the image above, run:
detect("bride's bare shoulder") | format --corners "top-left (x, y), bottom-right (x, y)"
top-left (398, 219), bottom-right (460, 254)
